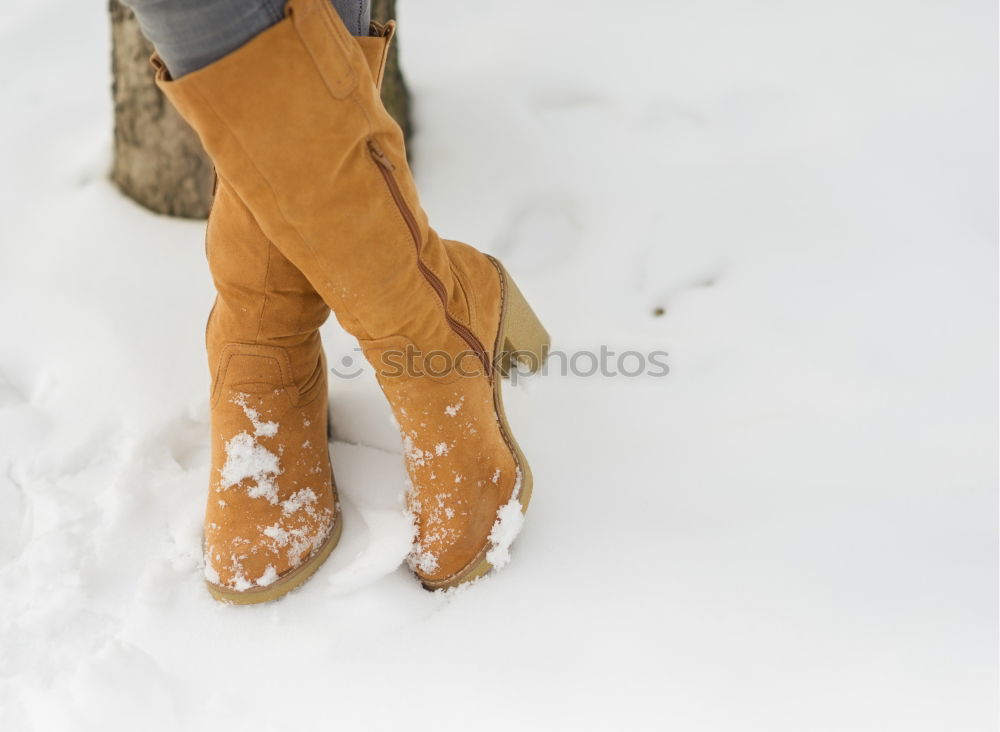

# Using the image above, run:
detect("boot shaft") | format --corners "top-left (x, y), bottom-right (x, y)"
top-left (156, 0), bottom-right (492, 369)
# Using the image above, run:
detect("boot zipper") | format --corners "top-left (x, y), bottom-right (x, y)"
top-left (368, 140), bottom-right (492, 376)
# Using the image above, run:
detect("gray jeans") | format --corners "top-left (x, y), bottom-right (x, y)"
top-left (123, 0), bottom-right (371, 78)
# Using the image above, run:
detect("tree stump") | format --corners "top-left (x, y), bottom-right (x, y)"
top-left (109, 0), bottom-right (214, 219)
top-left (110, 0), bottom-right (411, 220)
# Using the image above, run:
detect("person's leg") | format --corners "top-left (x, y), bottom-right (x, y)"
top-left (330, 0), bottom-right (371, 38)
top-left (156, 0), bottom-right (549, 591)
top-left (186, 25), bottom-right (397, 604)
top-left (122, 0), bottom-right (370, 78)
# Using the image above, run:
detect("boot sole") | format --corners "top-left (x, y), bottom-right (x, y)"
top-left (421, 258), bottom-right (549, 590)
top-left (205, 498), bottom-right (343, 605)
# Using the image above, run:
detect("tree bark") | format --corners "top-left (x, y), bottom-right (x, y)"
top-left (372, 0), bottom-right (412, 144)
top-left (109, 0), bottom-right (214, 219)
top-left (110, 0), bottom-right (410, 220)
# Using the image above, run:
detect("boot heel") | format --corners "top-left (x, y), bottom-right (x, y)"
top-left (497, 265), bottom-right (550, 378)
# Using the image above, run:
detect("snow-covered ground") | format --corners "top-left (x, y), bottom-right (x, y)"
top-left (0, 1), bottom-right (996, 730)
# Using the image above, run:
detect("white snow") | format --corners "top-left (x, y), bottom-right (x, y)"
top-left (485, 471), bottom-right (525, 570)
top-left (256, 565), bottom-right (279, 587)
top-left (232, 394), bottom-right (279, 438)
top-left (262, 524), bottom-right (290, 545)
top-left (280, 487), bottom-right (318, 516)
top-left (0, 1), bottom-right (995, 731)
top-left (408, 549), bottom-right (439, 575)
top-left (218, 431), bottom-right (282, 504)
top-left (203, 561), bottom-right (221, 585)
top-left (231, 573), bottom-right (253, 593)
top-left (217, 393), bottom-right (283, 503)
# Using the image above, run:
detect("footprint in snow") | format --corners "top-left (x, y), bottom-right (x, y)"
top-left (0, 465), bottom-right (29, 568)
top-left (637, 98), bottom-right (710, 134)
top-left (319, 441), bottom-right (414, 595)
top-left (166, 407), bottom-right (210, 473)
top-left (0, 369), bottom-right (25, 409)
top-left (531, 90), bottom-right (614, 127)
top-left (493, 198), bottom-right (581, 274)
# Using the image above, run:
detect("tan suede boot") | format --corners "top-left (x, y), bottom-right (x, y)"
top-left (201, 22), bottom-right (396, 603)
top-left (156, 1), bottom-right (549, 589)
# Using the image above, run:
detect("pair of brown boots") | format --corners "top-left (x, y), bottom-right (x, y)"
top-left (155, 0), bottom-right (548, 602)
